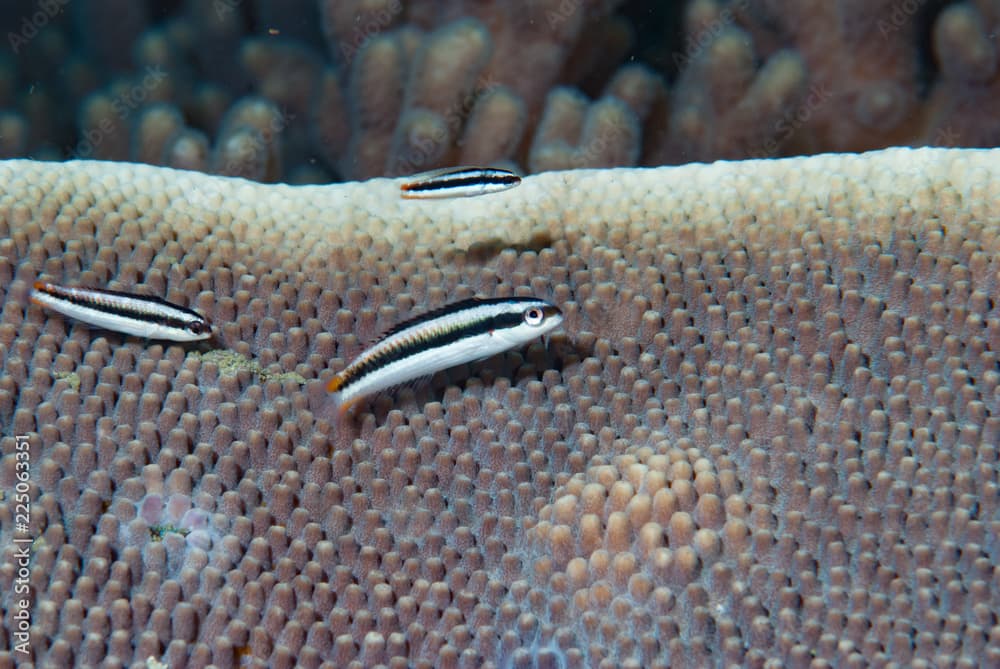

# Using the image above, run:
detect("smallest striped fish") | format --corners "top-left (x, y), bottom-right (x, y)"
top-left (30, 281), bottom-right (213, 342)
top-left (400, 166), bottom-right (522, 199)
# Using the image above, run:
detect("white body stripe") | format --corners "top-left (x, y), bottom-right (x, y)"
top-left (400, 167), bottom-right (521, 199)
top-left (30, 283), bottom-right (211, 342)
top-left (329, 297), bottom-right (562, 414)
top-left (337, 330), bottom-right (514, 405)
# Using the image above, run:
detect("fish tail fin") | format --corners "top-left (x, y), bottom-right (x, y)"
top-left (326, 372), bottom-right (346, 394)
top-left (29, 281), bottom-right (51, 307)
top-left (327, 373), bottom-right (362, 421)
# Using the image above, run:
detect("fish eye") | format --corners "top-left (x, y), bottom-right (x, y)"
top-left (524, 307), bottom-right (544, 326)
top-left (188, 320), bottom-right (208, 335)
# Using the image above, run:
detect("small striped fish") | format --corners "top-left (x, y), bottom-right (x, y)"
top-left (328, 297), bottom-right (562, 416)
top-left (400, 166), bottom-right (522, 199)
top-left (30, 281), bottom-right (212, 342)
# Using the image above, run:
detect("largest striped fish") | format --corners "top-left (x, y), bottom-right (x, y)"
top-left (327, 297), bottom-right (563, 416)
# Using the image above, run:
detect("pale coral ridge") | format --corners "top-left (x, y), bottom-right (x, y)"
top-left (0, 148), bottom-right (998, 667)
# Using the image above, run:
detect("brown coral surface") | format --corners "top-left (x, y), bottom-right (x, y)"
top-left (0, 148), bottom-right (999, 667)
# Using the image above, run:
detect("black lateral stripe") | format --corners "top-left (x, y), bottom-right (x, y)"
top-left (340, 299), bottom-right (534, 389)
top-left (345, 311), bottom-right (522, 387)
top-left (42, 284), bottom-right (201, 330)
top-left (373, 297), bottom-right (533, 342)
top-left (403, 173), bottom-right (520, 192)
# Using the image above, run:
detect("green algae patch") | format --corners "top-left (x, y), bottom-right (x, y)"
top-left (54, 370), bottom-right (80, 391)
top-left (191, 349), bottom-right (307, 385)
top-left (192, 349), bottom-right (257, 376)
top-left (261, 368), bottom-right (308, 384)
top-left (149, 523), bottom-right (189, 541)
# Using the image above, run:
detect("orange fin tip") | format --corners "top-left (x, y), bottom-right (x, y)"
top-left (327, 374), bottom-right (345, 393)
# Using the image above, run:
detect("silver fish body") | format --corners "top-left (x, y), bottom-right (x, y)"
top-left (400, 166), bottom-right (522, 199)
top-left (30, 281), bottom-right (212, 342)
top-left (328, 296), bottom-right (562, 415)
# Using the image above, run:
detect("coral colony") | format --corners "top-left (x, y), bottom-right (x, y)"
top-left (2, 146), bottom-right (997, 667)
top-left (0, 0), bottom-right (999, 667)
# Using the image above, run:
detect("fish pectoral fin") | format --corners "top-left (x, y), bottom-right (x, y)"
top-left (331, 392), bottom-right (366, 420)
top-left (383, 373), bottom-right (436, 397)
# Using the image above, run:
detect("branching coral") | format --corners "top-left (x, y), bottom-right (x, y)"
top-left (647, 15), bottom-right (809, 162)
top-left (0, 147), bottom-right (998, 666)
top-left (924, 0), bottom-right (1000, 146)
top-left (2, 1), bottom-right (998, 184)
top-left (730, 0), bottom-right (926, 153)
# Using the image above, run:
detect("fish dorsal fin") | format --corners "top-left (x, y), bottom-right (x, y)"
top-left (371, 297), bottom-right (497, 344)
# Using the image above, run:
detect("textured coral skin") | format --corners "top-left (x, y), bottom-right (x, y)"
top-left (0, 148), bottom-right (999, 667)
